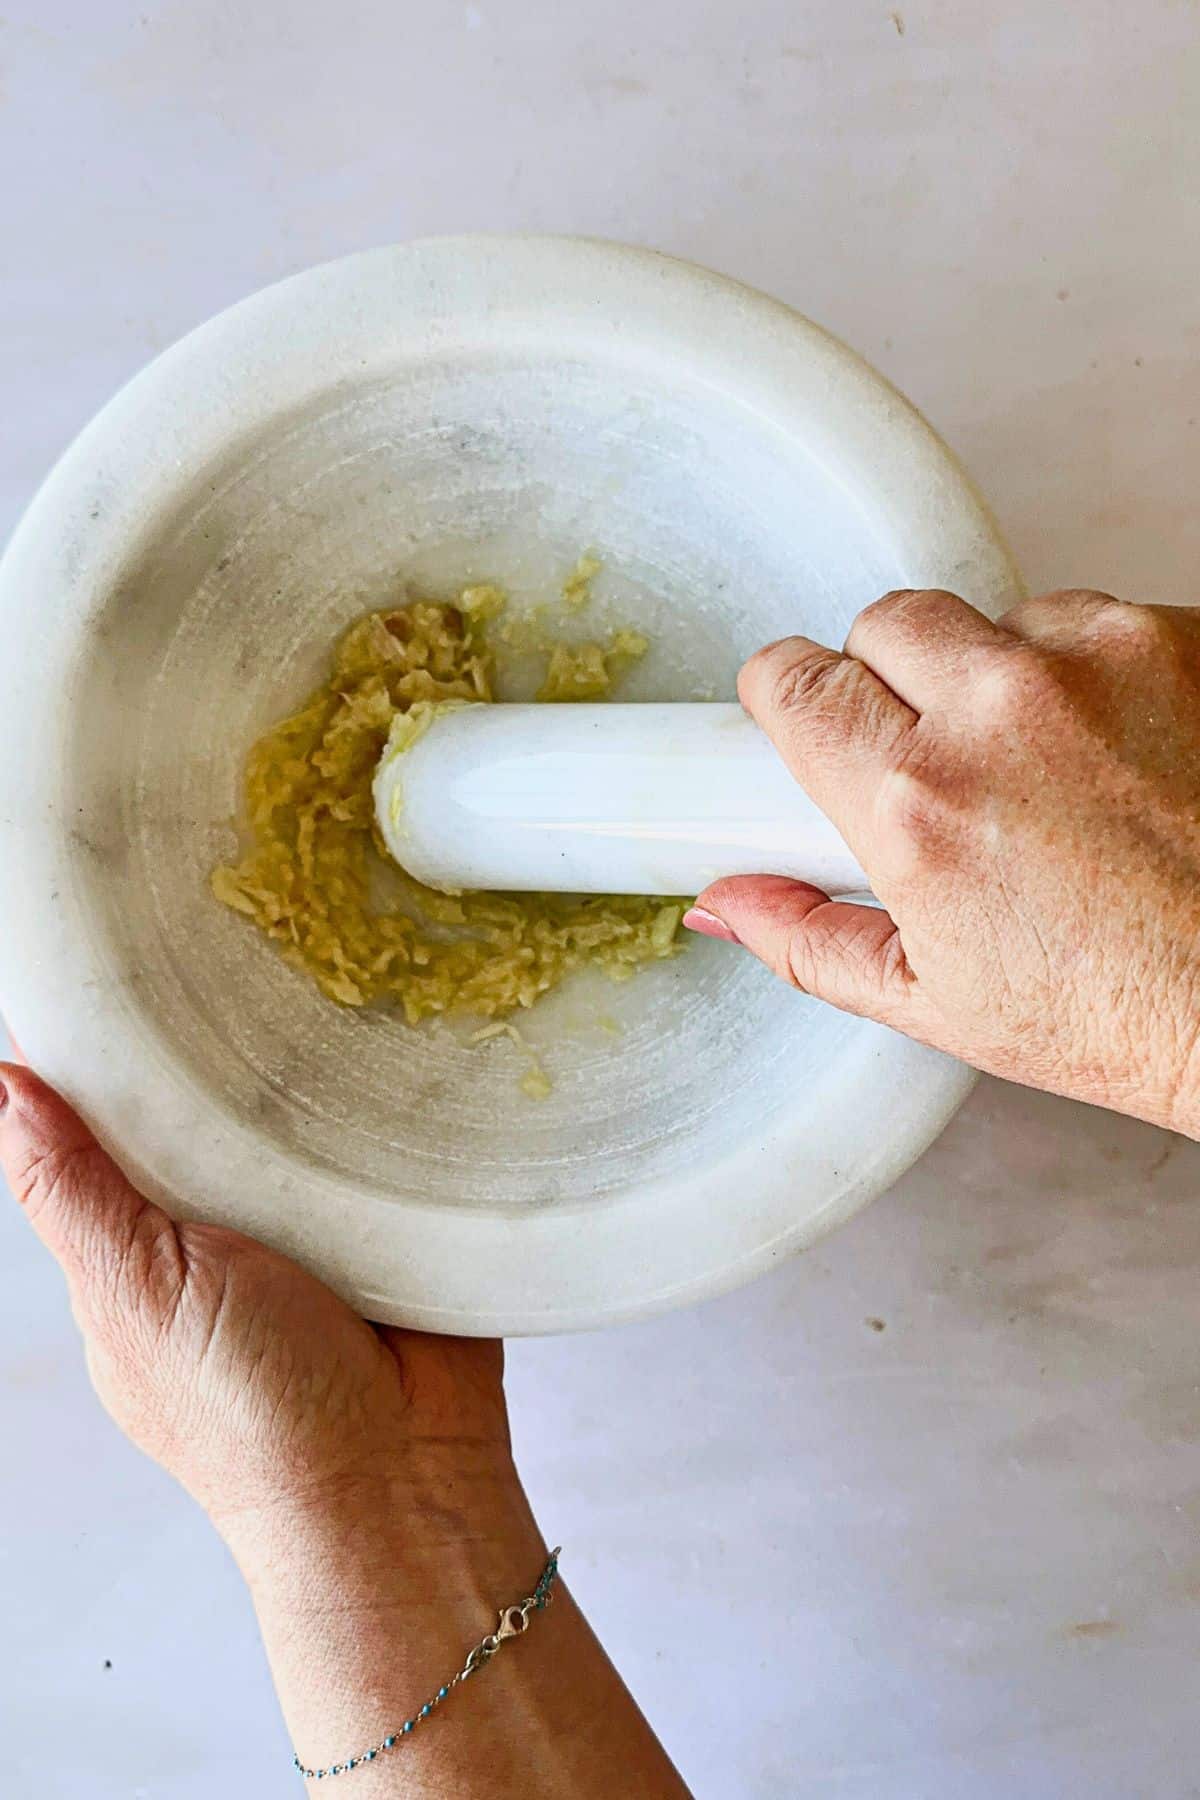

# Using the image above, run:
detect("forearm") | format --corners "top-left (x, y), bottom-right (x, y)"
top-left (221, 1447), bottom-right (689, 1798)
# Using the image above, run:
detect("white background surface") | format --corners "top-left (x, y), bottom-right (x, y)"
top-left (2, 2), bottom-right (1199, 1795)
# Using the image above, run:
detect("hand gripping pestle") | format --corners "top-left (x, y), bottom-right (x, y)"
top-left (373, 702), bottom-right (867, 897)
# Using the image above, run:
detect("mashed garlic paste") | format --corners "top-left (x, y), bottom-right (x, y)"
top-left (210, 574), bottom-right (684, 1054)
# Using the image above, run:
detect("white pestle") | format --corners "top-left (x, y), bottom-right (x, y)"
top-left (373, 702), bottom-right (867, 896)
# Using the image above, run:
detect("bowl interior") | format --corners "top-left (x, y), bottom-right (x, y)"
top-left (74, 347), bottom-right (902, 1210)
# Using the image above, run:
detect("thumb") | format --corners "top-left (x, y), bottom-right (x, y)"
top-left (0, 1062), bottom-right (167, 1318)
top-left (687, 875), bottom-right (926, 1034)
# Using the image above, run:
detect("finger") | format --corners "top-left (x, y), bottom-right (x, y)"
top-left (844, 588), bottom-right (1006, 711)
top-left (737, 636), bottom-right (917, 842)
top-left (689, 875), bottom-right (929, 1033)
top-left (0, 1062), bottom-right (163, 1309)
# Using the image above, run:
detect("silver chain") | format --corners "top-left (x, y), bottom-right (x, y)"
top-left (293, 1548), bottom-right (562, 1782)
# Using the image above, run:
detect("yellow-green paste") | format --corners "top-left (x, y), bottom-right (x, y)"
top-left (211, 580), bottom-right (684, 1053)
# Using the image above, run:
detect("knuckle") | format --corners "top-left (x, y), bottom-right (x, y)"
top-left (1040, 586), bottom-right (1122, 611)
top-left (783, 932), bottom-right (814, 993)
top-left (970, 645), bottom-right (1059, 725)
top-left (869, 587), bottom-right (959, 617)
top-left (1093, 598), bottom-right (1173, 652)
top-left (114, 1205), bottom-right (187, 1319)
top-left (881, 716), bottom-right (940, 785)
top-left (1001, 588), bottom-right (1122, 639)
top-left (876, 926), bottom-right (914, 997)
top-left (767, 651), bottom-right (847, 718)
top-left (12, 1141), bottom-right (92, 1230)
top-left (854, 588), bottom-right (920, 631)
top-left (995, 600), bottom-right (1027, 634)
top-left (885, 586), bottom-right (959, 616)
top-left (833, 919), bottom-right (883, 986)
top-left (849, 588), bottom-right (960, 647)
top-left (877, 764), bottom-right (946, 848)
top-left (874, 731), bottom-right (962, 870)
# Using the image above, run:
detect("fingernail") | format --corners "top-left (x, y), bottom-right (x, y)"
top-left (0, 1076), bottom-right (8, 1115)
top-left (682, 907), bottom-right (741, 945)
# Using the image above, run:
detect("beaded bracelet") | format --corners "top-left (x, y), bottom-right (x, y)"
top-left (292, 1547), bottom-right (561, 1782)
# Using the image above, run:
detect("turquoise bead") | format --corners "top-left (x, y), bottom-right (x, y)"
top-left (403, 1720), bottom-right (414, 1733)
top-left (438, 1686), bottom-right (449, 1699)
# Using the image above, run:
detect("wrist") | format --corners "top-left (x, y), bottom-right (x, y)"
top-left (215, 1441), bottom-right (538, 1603)
top-left (214, 1449), bottom-right (687, 1796)
top-left (225, 1453), bottom-right (572, 1794)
